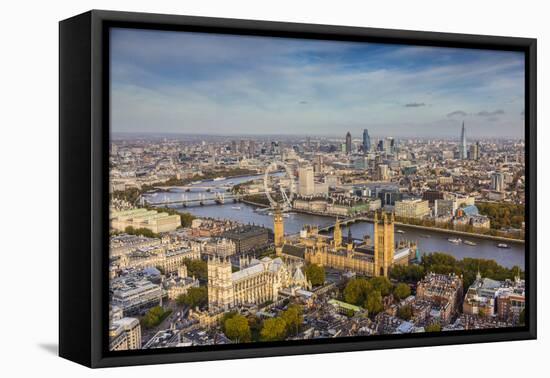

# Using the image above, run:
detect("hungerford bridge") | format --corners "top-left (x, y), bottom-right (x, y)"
top-left (142, 190), bottom-right (284, 208)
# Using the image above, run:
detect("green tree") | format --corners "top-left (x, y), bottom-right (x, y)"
top-left (220, 311), bottom-right (238, 332)
top-left (260, 318), bottom-right (287, 341)
top-left (124, 225), bottom-right (159, 238)
top-left (390, 265), bottom-right (425, 283)
top-left (365, 290), bottom-right (383, 316)
top-left (305, 264), bottom-right (326, 287)
top-left (180, 212), bottom-right (195, 228)
top-left (397, 305), bottom-right (413, 321)
top-left (369, 276), bottom-right (393, 297)
top-left (176, 287), bottom-right (208, 308)
top-left (393, 283), bottom-right (411, 301)
top-left (343, 278), bottom-right (372, 306)
top-left (141, 306), bottom-right (172, 329)
top-left (425, 323), bottom-right (442, 332)
top-left (281, 304), bottom-right (303, 335)
top-left (224, 314), bottom-right (251, 343)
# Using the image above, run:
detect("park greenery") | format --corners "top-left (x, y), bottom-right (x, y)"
top-left (280, 304), bottom-right (303, 336)
top-left (141, 306), bottom-right (172, 329)
top-left (176, 287), bottom-right (208, 309)
top-left (259, 304), bottom-right (304, 342)
top-left (223, 313), bottom-right (252, 343)
top-left (260, 318), bottom-right (287, 341)
top-left (389, 252), bottom-right (523, 290)
top-left (477, 202), bottom-right (525, 230)
top-left (343, 277), bottom-right (392, 317)
top-left (420, 252), bottom-right (523, 290)
top-left (124, 225), bottom-right (159, 238)
top-left (393, 283), bottom-right (412, 301)
top-left (389, 264), bottom-right (426, 283)
top-left (305, 264), bottom-right (326, 287)
top-left (220, 306), bottom-right (304, 343)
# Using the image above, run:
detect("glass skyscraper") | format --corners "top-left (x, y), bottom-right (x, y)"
top-left (363, 129), bottom-right (371, 154)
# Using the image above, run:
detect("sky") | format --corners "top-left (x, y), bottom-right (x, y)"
top-left (110, 28), bottom-right (525, 138)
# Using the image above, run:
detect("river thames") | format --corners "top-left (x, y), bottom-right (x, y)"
top-left (144, 175), bottom-right (525, 269)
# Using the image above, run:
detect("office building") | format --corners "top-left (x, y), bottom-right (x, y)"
top-left (110, 208), bottom-right (181, 234)
top-left (298, 165), bottom-right (315, 196)
top-left (345, 131), bottom-right (352, 154)
top-left (109, 317), bottom-right (142, 351)
top-left (363, 129), bottom-right (371, 153)
top-left (491, 172), bottom-right (506, 192)
top-left (394, 199), bottom-right (430, 219)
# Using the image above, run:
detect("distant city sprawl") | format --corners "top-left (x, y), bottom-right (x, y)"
top-left (108, 128), bottom-right (526, 351)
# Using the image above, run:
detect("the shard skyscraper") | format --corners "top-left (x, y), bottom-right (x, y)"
top-left (460, 122), bottom-right (467, 159)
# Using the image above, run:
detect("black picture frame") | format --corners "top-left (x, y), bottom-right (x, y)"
top-left (59, 9), bottom-right (537, 368)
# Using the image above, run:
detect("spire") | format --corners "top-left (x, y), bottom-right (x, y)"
top-left (333, 217), bottom-right (342, 249)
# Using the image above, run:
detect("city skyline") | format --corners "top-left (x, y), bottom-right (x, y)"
top-left (111, 28), bottom-right (525, 138)
top-left (110, 122), bottom-right (523, 141)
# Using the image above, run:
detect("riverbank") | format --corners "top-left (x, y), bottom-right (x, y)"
top-left (290, 208), bottom-right (524, 244)
top-left (394, 222), bottom-right (525, 244)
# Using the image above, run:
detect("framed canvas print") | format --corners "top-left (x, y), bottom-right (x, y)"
top-left (59, 10), bottom-right (536, 368)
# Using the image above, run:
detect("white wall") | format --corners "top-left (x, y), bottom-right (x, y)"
top-left (0, 0), bottom-right (546, 376)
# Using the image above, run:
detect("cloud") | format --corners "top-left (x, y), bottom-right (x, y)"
top-left (110, 29), bottom-right (525, 138)
top-left (477, 109), bottom-right (505, 116)
top-left (447, 110), bottom-right (468, 117)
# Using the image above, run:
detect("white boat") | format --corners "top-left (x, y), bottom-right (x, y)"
top-left (213, 177), bottom-right (226, 181)
top-left (282, 213), bottom-right (290, 218)
top-left (231, 206), bottom-right (241, 210)
top-left (463, 240), bottom-right (477, 246)
top-left (497, 243), bottom-right (511, 249)
top-left (448, 238), bottom-right (462, 244)
top-left (396, 229), bottom-right (405, 234)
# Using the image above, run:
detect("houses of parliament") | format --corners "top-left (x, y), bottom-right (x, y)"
top-left (274, 207), bottom-right (416, 277)
top-left (206, 207), bottom-right (416, 312)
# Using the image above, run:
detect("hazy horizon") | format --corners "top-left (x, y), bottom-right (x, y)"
top-left (111, 28), bottom-right (525, 138)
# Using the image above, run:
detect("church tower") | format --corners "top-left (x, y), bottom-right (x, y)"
top-left (274, 205), bottom-right (284, 256)
top-left (333, 218), bottom-right (342, 249)
top-left (373, 211), bottom-right (395, 277)
top-left (207, 257), bottom-right (234, 311)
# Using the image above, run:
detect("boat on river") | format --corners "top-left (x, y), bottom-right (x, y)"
top-left (231, 206), bottom-right (241, 210)
top-left (497, 243), bottom-right (511, 249)
top-left (448, 238), bottom-right (462, 244)
top-left (463, 240), bottom-right (477, 246)
top-left (396, 229), bottom-right (405, 234)
top-left (213, 177), bottom-right (226, 181)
